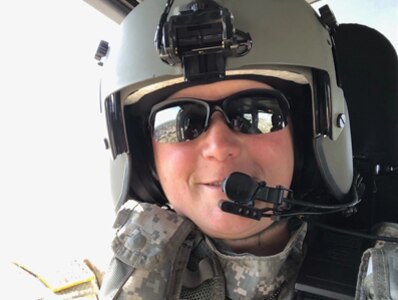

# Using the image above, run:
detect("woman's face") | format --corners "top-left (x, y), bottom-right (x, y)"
top-left (152, 80), bottom-right (294, 240)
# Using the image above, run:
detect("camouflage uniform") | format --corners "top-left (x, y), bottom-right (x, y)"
top-left (99, 200), bottom-right (307, 300)
top-left (355, 223), bottom-right (398, 300)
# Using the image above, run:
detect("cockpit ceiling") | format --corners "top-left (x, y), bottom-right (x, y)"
top-left (84, 0), bottom-right (322, 24)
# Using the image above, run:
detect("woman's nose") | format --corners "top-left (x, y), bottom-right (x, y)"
top-left (200, 113), bottom-right (241, 161)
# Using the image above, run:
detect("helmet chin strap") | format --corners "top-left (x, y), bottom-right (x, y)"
top-left (219, 172), bottom-right (363, 221)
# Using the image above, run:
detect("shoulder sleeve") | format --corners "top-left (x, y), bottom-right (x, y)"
top-left (100, 200), bottom-right (196, 299)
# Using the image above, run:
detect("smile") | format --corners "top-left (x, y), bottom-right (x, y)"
top-left (205, 181), bottom-right (222, 187)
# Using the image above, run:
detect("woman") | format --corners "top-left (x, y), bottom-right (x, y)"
top-left (98, 0), bottom-right (355, 298)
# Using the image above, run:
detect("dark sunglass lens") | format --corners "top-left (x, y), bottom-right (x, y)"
top-left (226, 96), bottom-right (287, 134)
top-left (152, 102), bottom-right (208, 143)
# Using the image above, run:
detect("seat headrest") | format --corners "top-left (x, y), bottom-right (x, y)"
top-left (334, 23), bottom-right (398, 166)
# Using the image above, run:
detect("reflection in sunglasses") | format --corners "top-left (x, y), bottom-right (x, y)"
top-left (149, 89), bottom-right (290, 143)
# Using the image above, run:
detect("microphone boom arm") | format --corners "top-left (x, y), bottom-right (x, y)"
top-left (219, 172), bottom-right (361, 220)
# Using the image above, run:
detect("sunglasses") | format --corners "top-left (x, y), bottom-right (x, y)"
top-left (149, 89), bottom-right (290, 143)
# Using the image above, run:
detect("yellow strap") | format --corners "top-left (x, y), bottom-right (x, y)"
top-left (14, 259), bottom-right (96, 293)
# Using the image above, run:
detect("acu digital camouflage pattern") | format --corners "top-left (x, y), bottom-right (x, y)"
top-left (109, 200), bottom-right (196, 299)
top-left (102, 200), bottom-right (307, 299)
top-left (206, 222), bottom-right (307, 300)
top-left (355, 222), bottom-right (398, 300)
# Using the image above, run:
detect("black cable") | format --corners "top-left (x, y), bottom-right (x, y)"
top-left (308, 219), bottom-right (398, 244)
top-left (284, 173), bottom-right (362, 210)
top-left (285, 197), bottom-right (360, 210)
top-left (260, 207), bottom-right (351, 221)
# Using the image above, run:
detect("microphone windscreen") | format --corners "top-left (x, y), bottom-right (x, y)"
top-left (222, 172), bottom-right (258, 203)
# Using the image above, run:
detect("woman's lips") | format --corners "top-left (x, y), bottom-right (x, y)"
top-left (204, 181), bottom-right (222, 186)
top-left (202, 181), bottom-right (223, 191)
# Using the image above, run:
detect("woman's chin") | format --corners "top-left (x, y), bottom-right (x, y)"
top-left (195, 212), bottom-right (273, 240)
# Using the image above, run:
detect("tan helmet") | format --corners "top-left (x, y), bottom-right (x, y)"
top-left (98, 0), bottom-right (353, 211)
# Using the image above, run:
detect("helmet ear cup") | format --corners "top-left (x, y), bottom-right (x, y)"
top-left (288, 85), bottom-right (324, 199)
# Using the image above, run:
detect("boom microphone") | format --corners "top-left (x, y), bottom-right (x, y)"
top-left (219, 172), bottom-right (362, 220)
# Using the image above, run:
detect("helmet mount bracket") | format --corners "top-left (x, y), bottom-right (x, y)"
top-left (155, 0), bottom-right (252, 81)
